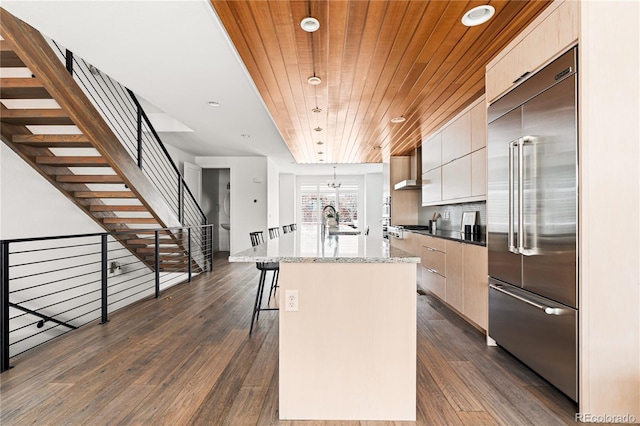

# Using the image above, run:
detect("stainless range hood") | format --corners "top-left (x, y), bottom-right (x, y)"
top-left (394, 148), bottom-right (422, 190)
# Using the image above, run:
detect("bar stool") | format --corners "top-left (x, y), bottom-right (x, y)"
top-left (249, 231), bottom-right (279, 335)
top-left (282, 225), bottom-right (291, 234)
top-left (268, 227), bottom-right (280, 239)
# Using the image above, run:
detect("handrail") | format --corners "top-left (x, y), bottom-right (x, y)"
top-left (128, 90), bottom-right (207, 222)
top-left (9, 302), bottom-right (78, 330)
top-left (1, 224), bottom-right (215, 372)
top-left (47, 38), bottom-right (207, 228)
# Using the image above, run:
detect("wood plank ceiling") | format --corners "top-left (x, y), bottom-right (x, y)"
top-left (211, 0), bottom-right (551, 164)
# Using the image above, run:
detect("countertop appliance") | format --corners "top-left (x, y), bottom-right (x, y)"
top-left (487, 47), bottom-right (578, 401)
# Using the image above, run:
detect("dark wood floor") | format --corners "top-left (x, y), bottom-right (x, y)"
top-left (0, 252), bottom-right (582, 425)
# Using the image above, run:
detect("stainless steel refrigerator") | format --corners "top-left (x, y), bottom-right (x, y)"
top-left (487, 47), bottom-right (578, 401)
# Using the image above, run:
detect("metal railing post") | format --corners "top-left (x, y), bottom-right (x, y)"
top-left (65, 49), bottom-right (73, 75)
top-left (178, 178), bottom-right (183, 224)
top-left (1, 241), bottom-right (11, 372)
top-left (188, 228), bottom-right (192, 282)
top-left (136, 106), bottom-right (143, 169)
top-left (100, 235), bottom-right (109, 324)
top-left (154, 231), bottom-right (160, 298)
top-left (209, 224), bottom-right (214, 272)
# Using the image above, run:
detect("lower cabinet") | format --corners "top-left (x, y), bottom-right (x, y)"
top-left (416, 233), bottom-right (489, 331)
top-left (462, 244), bottom-right (488, 330)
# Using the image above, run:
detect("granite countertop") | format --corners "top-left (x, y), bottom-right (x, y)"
top-left (229, 226), bottom-right (420, 264)
top-left (405, 228), bottom-right (487, 247)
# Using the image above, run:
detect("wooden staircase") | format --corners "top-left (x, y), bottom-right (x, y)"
top-left (0, 9), bottom-right (203, 273)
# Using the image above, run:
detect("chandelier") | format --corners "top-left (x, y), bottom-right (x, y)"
top-left (327, 167), bottom-right (341, 189)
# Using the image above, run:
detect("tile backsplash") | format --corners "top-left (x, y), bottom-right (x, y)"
top-left (418, 201), bottom-right (487, 232)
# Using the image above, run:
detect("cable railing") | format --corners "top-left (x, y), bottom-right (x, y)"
top-left (0, 224), bottom-right (214, 372)
top-left (47, 39), bottom-right (206, 228)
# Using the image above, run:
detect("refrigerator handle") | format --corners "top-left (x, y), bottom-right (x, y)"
top-left (519, 136), bottom-right (537, 256)
top-left (517, 138), bottom-right (525, 254)
top-left (489, 283), bottom-right (570, 315)
top-left (508, 140), bottom-right (518, 254)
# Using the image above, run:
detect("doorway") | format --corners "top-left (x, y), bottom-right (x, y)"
top-left (202, 168), bottom-right (230, 252)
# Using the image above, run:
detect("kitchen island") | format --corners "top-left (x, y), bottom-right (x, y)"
top-left (229, 227), bottom-right (420, 421)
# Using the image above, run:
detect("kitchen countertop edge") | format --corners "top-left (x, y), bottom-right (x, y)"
top-left (405, 229), bottom-right (487, 247)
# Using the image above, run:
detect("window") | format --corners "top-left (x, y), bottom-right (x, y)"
top-left (298, 180), bottom-right (362, 228)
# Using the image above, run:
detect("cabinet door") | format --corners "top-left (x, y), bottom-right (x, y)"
top-left (422, 266), bottom-right (446, 300)
top-left (422, 133), bottom-right (441, 172)
top-left (445, 241), bottom-right (464, 312)
top-left (470, 101), bottom-right (487, 151)
top-left (441, 112), bottom-right (471, 164)
top-left (485, 1), bottom-right (578, 103)
top-left (421, 168), bottom-right (442, 205)
top-left (471, 148), bottom-right (487, 197)
top-left (463, 244), bottom-right (488, 330)
top-left (442, 155), bottom-right (471, 200)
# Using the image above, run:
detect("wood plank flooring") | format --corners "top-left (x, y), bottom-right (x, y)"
top-left (0, 252), bottom-right (582, 425)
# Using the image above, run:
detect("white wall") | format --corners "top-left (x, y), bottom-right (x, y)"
top-left (279, 173), bottom-right (295, 227)
top-left (1, 144), bottom-right (101, 240)
top-left (267, 158), bottom-right (280, 228)
top-left (195, 156), bottom-right (268, 253)
top-left (164, 143), bottom-right (196, 175)
top-left (365, 173), bottom-right (383, 238)
top-left (579, 0), bottom-right (640, 418)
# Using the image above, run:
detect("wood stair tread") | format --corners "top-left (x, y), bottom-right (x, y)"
top-left (0, 50), bottom-right (25, 67)
top-left (126, 238), bottom-right (178, 245)
top-left (14, 134), bottom-right (93, 148)
top-left (75, 191), bottom-right (135, 198)
top-left (57, 175), bottom-right (123, 183)
top-left (102, 218), bottom-right (158, 224)
top-left (89, 204), bottom-right (146, 212)
top-left (36, 156), bottom-right (110, 167)
top-left (137, 247), bottom-right (185, 254)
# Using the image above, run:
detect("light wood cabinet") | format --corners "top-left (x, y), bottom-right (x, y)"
top-left (390, 156), bottom-right (418, 225)
top-left (441, 112), bottom-right (471, 164)
top-left (421, 133), bottom-right (441, 172)
top-left (419, 234), bottom-right (447, 301)
top-left (445, 241), bottom-right (464, 313)
top-left (416, 232), bottom-right (488, 331)
top-left (442, 155), bottom-right (471, 200)
top-left (421, 95), bottom-right (486, 206)
top-left (471, 148), bottom-right (487, 197)
top-left (463, 244), bottom-right (488, 330)
top-left (421, 168), bottom-right (441, 204)
top-left (485, 0), bottom-right (579, 103)
top-left (470, 101), bottom-right (487, 151)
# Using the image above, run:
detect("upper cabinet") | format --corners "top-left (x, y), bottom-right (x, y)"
top-left (390, 156), bottom-right (419, 224)
top-left (485, 1), bottom-right (579, 103)
top-left (421, 95), bottom-right (486, 207)
top-left (441, 113), bottom-right (471, 164)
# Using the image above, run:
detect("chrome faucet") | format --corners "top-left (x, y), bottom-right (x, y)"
top-left (322, 205), bottom-right (337, 227)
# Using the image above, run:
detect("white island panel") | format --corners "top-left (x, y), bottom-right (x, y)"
top-left (279, 262), bottom-right (416, 421)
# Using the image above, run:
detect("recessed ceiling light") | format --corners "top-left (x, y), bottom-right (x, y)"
top-left (317, 151), bottom-right (324, 155)
top-left (319, 158), bottom-right (324, 162)
top-left (390, 116), bottom-right (406, 123)
top-left (462, 5), bottom-right (495, 27)
top-left (314, 127), bottom-right (323, 132)
top-left (301, 17), bottom-right (320, 32)
top-left (372, 145), bottom-right (381, 150)
top-left (312, 107), bottom-right (322, 113)
top-left (316, 141), bottom-right (324, 145)
top-left (241, 134), bottom-right (250, 138)
top-left (307, 76), bottom-right (322, 85)
top-left (207, 101), bottom-right (220, 107)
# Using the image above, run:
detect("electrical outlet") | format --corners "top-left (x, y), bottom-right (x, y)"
top-left (285, 290), bottom-right (299, 311)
